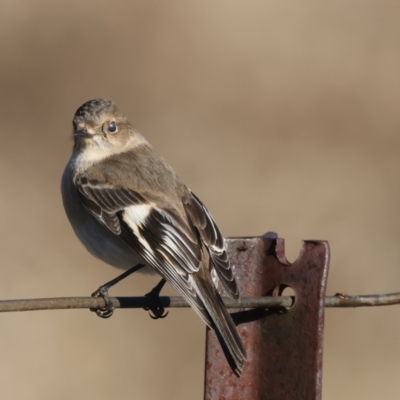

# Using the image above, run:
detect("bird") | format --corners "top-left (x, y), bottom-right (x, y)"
top-left (61, 98), bottom-right (246, 375)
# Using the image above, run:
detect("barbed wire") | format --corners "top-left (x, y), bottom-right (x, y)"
top-left (0, 291), bottom-right (399, 313)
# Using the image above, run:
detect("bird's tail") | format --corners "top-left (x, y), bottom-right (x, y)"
top-left (192, 274), bottom-right (247, 376)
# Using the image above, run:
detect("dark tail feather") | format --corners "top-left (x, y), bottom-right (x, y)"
top-left (194, 276), bottom-right (246, 376)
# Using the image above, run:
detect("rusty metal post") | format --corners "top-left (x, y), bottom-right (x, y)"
top-left (204, 233), bottom-right (330, 400)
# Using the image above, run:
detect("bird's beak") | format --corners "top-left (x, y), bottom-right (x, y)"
top-left (73, 129), bottom-right (92, 138)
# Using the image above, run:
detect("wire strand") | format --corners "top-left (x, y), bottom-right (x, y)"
top-left (0, 291), bottom-right (399, 313)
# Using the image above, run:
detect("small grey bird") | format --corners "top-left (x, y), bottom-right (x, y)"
top-left (61, 99), bottom-right (246, 375)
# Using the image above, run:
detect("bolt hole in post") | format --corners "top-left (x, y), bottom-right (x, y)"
top-left (273, 284), bottom-right (296, 309)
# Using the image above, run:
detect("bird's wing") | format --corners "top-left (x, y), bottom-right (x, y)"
top-left (76, 176), bottom-right (143, 235)
top-left (183, 191), bottom-right (239, 300)
top-left (76, 173), bottom-right (246, 374)
top-left (75, 173), bottom-right (212, 326)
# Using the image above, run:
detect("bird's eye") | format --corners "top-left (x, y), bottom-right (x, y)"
top-left (108, 121), bottom-right (117, 133)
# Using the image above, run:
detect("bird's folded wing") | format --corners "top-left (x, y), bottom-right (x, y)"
top-left (74, 174), bottom-right (212, 325)
top-left (77, 180), bottom-right (144, 235)
top-left (183, 191), bottom-right (239, 300)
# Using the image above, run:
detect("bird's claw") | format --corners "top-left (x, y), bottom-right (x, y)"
top-left (90, 286), bottom-right (115, 319)
top-left (148, 307), bottom-right (169, 319)
top-left (144, 291), bottom-right (168, 319)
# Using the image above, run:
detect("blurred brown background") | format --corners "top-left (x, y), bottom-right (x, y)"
top-left (0, 1), bottom-right (399, 399)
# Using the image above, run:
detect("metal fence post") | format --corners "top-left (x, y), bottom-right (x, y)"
top-left (204, 233), bottom-right (330, 400)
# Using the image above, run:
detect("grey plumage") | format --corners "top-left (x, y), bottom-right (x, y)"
top-left (61, 98), bottom-right (246, 375)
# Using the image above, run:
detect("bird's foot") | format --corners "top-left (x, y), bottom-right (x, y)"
top-left (144, 279), bottom-right (168, 319)
top-left (90, 286), bottom-right (115, 319)
top-left (89, 263), bottom-right (146, 319)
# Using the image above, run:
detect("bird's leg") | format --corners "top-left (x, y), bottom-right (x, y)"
top-left (91, 263), bottom-right (146, 318)
top-left (144, 278), bottom-right (168, 319)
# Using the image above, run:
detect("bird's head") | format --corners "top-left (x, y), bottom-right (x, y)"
top-left (72, 99), bottom-right (142, 155)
